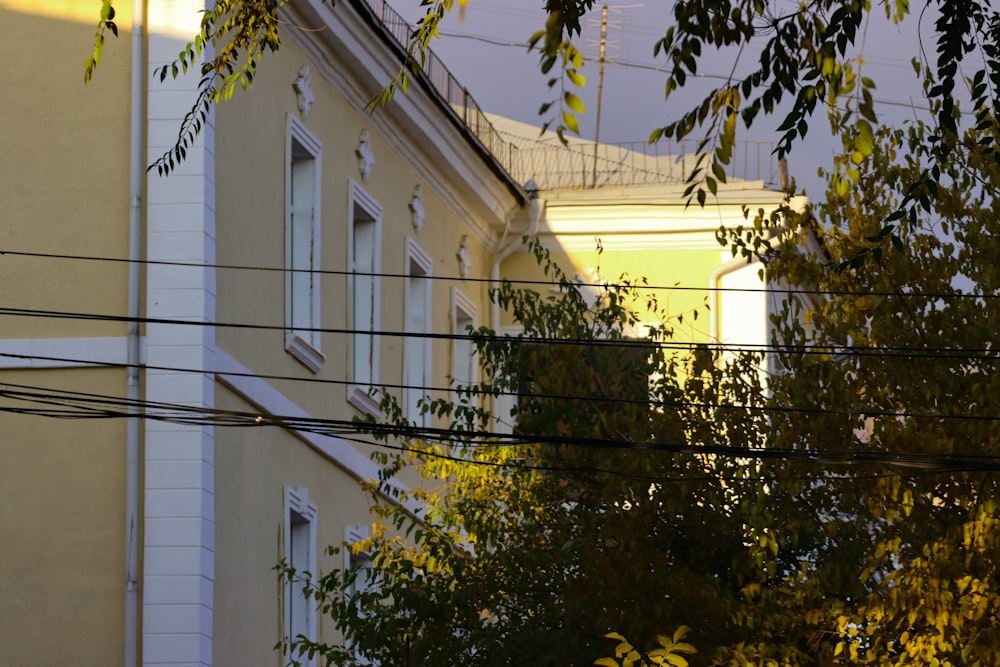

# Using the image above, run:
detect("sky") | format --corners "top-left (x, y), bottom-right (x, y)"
top-left (389, 0), bottom-right (934, 201)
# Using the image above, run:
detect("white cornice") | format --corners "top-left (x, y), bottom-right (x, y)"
top-left (281, 0), bottom-right (524, 249)
top-left (215, 350), bottom-right (417, 512)
top-left (534, 231), bottom-right (723, 253)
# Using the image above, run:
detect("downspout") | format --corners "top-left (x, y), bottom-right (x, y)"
top-left (490, 183), bottom-right (541, 331)
top-left (708, 254), bottom-right (752, 343)
top-left (708, 233), bottom-right (784, 341)
top-left (125, 0), bottom-right (145, 665)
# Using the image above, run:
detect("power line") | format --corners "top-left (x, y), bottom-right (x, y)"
top-left (2, 247), bottom-right (997, 301)
top-left (2, 304), bottom-right (1000, 360)
top-left (5, 350), bottom-right (1000, 423)
top-left (5, 379), bottom-right (1000, 474)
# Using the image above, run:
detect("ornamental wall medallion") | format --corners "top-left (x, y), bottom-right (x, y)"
top-left (292, 65), bottom-right (314, 118)
top-left (456, 235), bottom-right (471, 278)
top-left (408, 185), bottom-right (425, 233)
top-left (355, 129), bottom-right (374, 181)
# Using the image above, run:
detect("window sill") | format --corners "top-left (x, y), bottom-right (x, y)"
top-left (286, 333), bottom-right (325, 374)
top-left (348, 385), bottom-right (381, 418)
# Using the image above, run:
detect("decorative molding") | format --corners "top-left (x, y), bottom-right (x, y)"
top-left (292, 65), bottom-right (315, 118)
top-left (408, 184), bottom-right (425, 233)
top-left (347, 385), bottom-right (382, 418)
top-left (456, 235), bottom-right (471, 278)
top-left (216, 350), bottom-right (382, 482)
top-left (355, 129), bottom-right (374, 181)
top-left (285, 333), bottom-right (326, 374)
top-left (532, 232), bottom-right (723, 253)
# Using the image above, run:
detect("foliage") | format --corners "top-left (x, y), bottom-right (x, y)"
top-left (722, 119), bottom-right (1000, 665)
top-left (594, 629), bottom-right (698, 667)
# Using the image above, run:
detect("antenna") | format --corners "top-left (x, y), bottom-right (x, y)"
top-left (592, 5), bottom-right (608, 188)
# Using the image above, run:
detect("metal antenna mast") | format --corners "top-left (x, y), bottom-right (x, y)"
top-left (592, 4), bottom-right (608, 188)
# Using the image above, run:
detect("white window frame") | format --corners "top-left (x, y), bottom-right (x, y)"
top-left (343, 525), bottom-right (376, 664)
top-left (404, 239), bottom-right (433, 425)
top-left (347, 181), bottom-right (383, 417)
top-left (493, 325), bottom-right (523, 434)
top-left (285, 115), bottom-right (325, 373)
top-left (283, 485), bottom-right (318, 666)
top-left (450, 287), bottom-right (478, 398)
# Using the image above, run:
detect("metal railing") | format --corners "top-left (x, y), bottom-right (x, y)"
top-left (510, 137), bottom-right (786, 191)
top-left (360, 0), bottom-right (521, 180)
top-left (358, 0), bottom-right (786, 193)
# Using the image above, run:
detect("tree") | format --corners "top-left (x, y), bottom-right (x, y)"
top-left (737, 118), bottom-right (1000, 665)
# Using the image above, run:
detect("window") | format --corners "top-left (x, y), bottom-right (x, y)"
top-left (343, 526), bottom-right (376, 665)
top-left (285, 115), bottom-right (324, 372)
top-left (343, 525), bottom-right (373, 596)
top-left (404, 240), bottom-right (433, 425)
top-left (450, 288), bottom-right (477, 397)
top-left (283, 486), bottom-right (318, 665)
top-left (348, 182), bottom-right (383, 416)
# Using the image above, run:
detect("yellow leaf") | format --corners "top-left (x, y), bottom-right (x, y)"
top-left (594, 659), bottom-right (619, 667)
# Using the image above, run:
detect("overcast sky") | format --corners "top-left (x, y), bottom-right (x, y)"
top-left (390, 0), bottom-right (934, 200)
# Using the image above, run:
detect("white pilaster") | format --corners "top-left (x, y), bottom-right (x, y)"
top-left (144, 2), bottom-right (216, 666)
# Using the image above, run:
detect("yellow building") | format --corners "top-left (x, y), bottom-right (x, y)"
top-left (0, 1), bottom-right (796, 666)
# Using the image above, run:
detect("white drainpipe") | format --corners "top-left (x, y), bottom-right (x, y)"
top-left (491, 186), bottom-right (541, 331)
top-left (125, 0), bottom-right (145, 665)
top-left (708, 233), bottom-right (784, 342)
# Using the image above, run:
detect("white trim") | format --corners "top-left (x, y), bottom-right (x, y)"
top-left (0, 336), bottom-right (131, 369)
top-left (348, 180), bottom-right (383, 414)
top-left (214, 350), bottom-right (416, 509)
top-left (283, 485), bottom-right (318, 667)
top-left (144, 3), bottom-right (217, 662)
top-left (286, 334), bottom-right (326, 374)
top-left (285, 114), bottom-right (325, 372)
top-left (535, 232), bottom-right (724, 253)
top-left (492, 326), bottom-right (523, 434)
top-left (404, 239), bottom-right (433, 425)
top-left (347, 386), bottom-right (382, 418)
top-left (449, 288), bottom-right (478, 393)
top-left (343, 524), bottom-right (371, 571)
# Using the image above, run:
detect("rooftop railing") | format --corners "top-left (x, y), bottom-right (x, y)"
top-left (510, 136), bottom-right (787, 191)
top-left (360, 0), bottom-right (788, 193)
top-left (360, 0), bottom-right (520, 180)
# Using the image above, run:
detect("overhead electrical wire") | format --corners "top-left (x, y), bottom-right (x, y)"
top-left (1, 247), bottom-right (994, 301)
top-left (0, 304), bottom-right (996, 362)
top-left (4, 379), bottom-right (1000, 475)
top-left (3, 350), bottom-right (999, 424)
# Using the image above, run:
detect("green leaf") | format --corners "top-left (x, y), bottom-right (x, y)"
top-left (564, 91), bottom-right (586, 113)
top-left (855, 120), bottom-right (874, 155)
top-left (562, 111), bottom-right (580, 134)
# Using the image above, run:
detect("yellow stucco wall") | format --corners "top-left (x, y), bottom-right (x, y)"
top-left (500, 244), bottom-right (721, 344)
top-left (213, 383), bottom-right (378, 667)
top-left (0, 2), bottom-right (133, 339)
top-left (0, 367), bottom-right (127, 665)
top-left (213, 35), bottom-right (497, 424)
